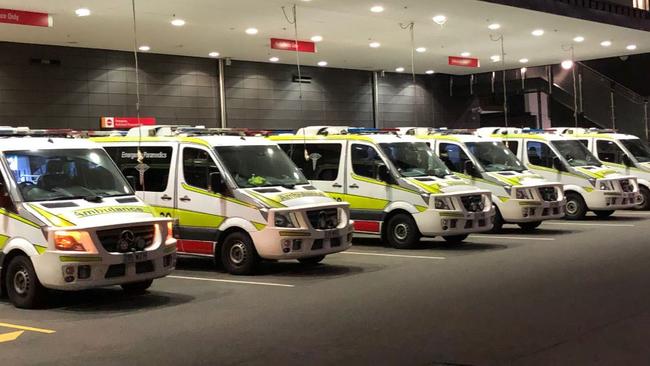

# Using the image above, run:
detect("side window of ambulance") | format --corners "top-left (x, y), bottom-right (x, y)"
top-left (104, 146), bottom-right (172, 192)
top-left (281, 143), bottom-right (342, 181)
top-left (596, 140), bottom-right (625, 164)
top-left (438, 143), bottom-right (470, 173)
top-left (183, 147), bottom-right (219, 190)
top-left (505, 141), bottom-right (518, 155)
top-left (579, 140), bottom-right (589, 147)
top-left (526, 141), bottom-right (556, 168)
top-left (351, 144), bottom-right (384, 180)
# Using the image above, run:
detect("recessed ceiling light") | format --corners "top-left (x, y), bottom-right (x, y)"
top-left (600, 40), bottom-right (612, 47)
top-left (208, 52), bottom-right (219, 57)
top-left (370, 5), bottom-right (384, 13)
top-left (490, 55), bottom-right (501, 62)
top-left (460, 52), bottom-right (471, 57)
top-left (519, 58), bottom-right (528, 63)
top-left (425, 70), bottom-right (435, 75)
top-left (432, 15), bottom-right (447, 25)
top-left (310, 35), bottom-right (323, 42)
top-left (531, 29), bottom-right (544, 36)
top-left (269, 57), bottom-right (279, 62)
top-left (369, 42), bottom-right (381, 48)
top-left (626, 44), bottom-right (637, 50)
top-left (171, 18), bottom-right (185, 27)
top-left (488, 23), bottom-right (500, 30)
top-left (75, 8), bottom-right (91, 17)
top-left (395, 67), bottom-right (405, 72)
top-left (138, 45), bottom-right (150, 52)
top-left (573, 36), bottom-right (585, 43)
top-left (415, 47), bottom-right (426, 53)
top-left (245, 28), bottom-right (258, 35)
top-left (561, 60), bottom-right (574, 69)
top-left (317, 61), bottom-right (328, 67)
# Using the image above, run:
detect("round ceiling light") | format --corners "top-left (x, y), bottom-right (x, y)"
top-left (208, 52), bottom-right (219, 57)
top-left (432, 15), bottom-right (447, 25)
top-left (561, 60), bottom-right (574, 69)
top-left (531, 29), bottom-right (544, 37)
top-left (395, 67), bottom-right (405, 72)
top-left (626, 44), bottom-right (637, 50)
top-left (460, 52), bottom-right (471, 57)
top-left (245, 28), bottom-right (258, 35)
top-left (519, 58), bottom-right (529, 64)
top-left (269, 57), bottom-right (279, 62)
top-left (573, 36), bottom-right (585, 43)
top-left (488, 23), bottom-right (501, 30)
top-left (369, 42), bottom-right (381, 48)
top-left (600, 40), bottom-right (612, 47)
top-left (415, 47), bottom-right (426, 53)
top-left (425, 70), bottom-right (435, 75)
top-left (138, 45), bottom-right (151, 52)
top-left (75, 8), bottom-right (91, 17)
top-left (317, 61), bottom-right (328, 67)
top-left (370, 5), bottom-right (384, 13)
top-left (171, 18), bottom-right (185, 27)
top-left (310, 35), bottom-right (323, 42)
top-left (490, 55), bottom-right (501, 62)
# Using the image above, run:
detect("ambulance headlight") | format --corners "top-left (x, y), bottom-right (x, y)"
top-left (420, 193), bottom-right (431, 205)
top-left (274, 213), bottom-right (296, 228)
top-left (434, 198), bottom-right (451, 210)
top-left (515, 189), bottom-right (532, 200)
top-left (599, 181), bottom-right (613, 191)
top-left (54, 231), bottom-right (88, 252)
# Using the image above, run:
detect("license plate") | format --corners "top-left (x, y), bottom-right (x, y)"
top-left (124, 251), bottom-right (148, 263)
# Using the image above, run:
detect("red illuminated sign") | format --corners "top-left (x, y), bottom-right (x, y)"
top-left (101, 117), bottom-right (156, 129)
top-left (448, 56), bottom-right (480, 68)
top-left (270, 38), bottom-right (316, 53)
top-left (0, 9), bottom-right (52, 27)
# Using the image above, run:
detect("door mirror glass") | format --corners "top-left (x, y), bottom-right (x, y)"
top-left (209, 171), bottom-right (227, 194)
top-left (622, 154), bottom-right (635, 167)
top-left (463, 160), bottom-right (480, 178)
top-left (552, 157), bottom-right (566, 172)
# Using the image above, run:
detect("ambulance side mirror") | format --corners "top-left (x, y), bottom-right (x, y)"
top-left (622, 155), bottom-right (635, 167)
top-left (377, 164), bottom-right (394, 184)
top-left (0, 182), bottom-right (13, 210)
top-left (125, 175), bottom-right (137, 190)
top-left (463, 160), bottom-right (480, 178)
top-left (209, 172), bottom-right (228, 194)
top-left (552, 157), bottom-right (566, 172)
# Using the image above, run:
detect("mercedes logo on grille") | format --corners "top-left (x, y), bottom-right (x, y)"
top-left (118, 230), bottom-right (135, 252)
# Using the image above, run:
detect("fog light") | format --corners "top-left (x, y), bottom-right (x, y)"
top-left (292, 239), bottom-right (302, 250)
top-left (64, 266), bottom-right (75, 275)
top-left (64, 275), bottom-right (74, 283)
top-left (77, 265), bottom-right (91, 279)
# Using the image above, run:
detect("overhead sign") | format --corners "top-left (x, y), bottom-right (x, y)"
top-left (448, 56), bottom-right (480, 68)
top-left (0, 9), bottom-right (52, 27)
top-left (270, 38), bottom-right (316, 53)
top-left (100, 117), bottom-right (156, 129)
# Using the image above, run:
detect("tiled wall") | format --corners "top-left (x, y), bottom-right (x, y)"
top-left (224, 60), bottom-right (374, 129)
top-left (0, 42), bottom-right (220, 129)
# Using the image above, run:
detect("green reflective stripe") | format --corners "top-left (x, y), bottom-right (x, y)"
top-left (253, 222), bottom-right (267, 231)
top-left (325, 192), bottom-right (388, 211)
top-left (0, 208), bottom-right (41, 228)
top-left (527, 164), bottom-right (585, 179)
top-left (498, 196), bottom-right (510, 202)
top-left (28, 204), bottom-right (75, 227)
top-left (59, 256), bottom-right (102, 262)
top-left (439, 212), bottom-right (464, 218)
top-left (0, 234), bottom-right (9, 251)
top-left (603, 162), bottom-right (646, 173)
top-left (518, 201), bottom-right (542, 206)
top-left (415, 205), bottom-right (428, 212)
top-left (456, 173), bottom-right (502, 187)
top-left (407, 179), bottom-right (442, 194)
top-left (584, 187), bottom-right (594, 192)
top-left (351, 174), bottom-right (418, 194)
top-left (248, 191), bottom-right (285, 208)
top-left (34, 245), bottom-right (47, 255)
top-left (175, 207), bottom-right (226, 228)
top-left (575, 167), bottom-right (617, 179)
top-left (181, 183), bottom-right (258, 209)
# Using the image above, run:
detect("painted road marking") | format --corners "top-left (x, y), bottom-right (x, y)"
top-left (0, 322), bottom-right (55, 344)
top-left (470, 235), bottom-right (556, 241)
top-left (544, 222), bottom-right (635, 227)
top-left (340, 251), bottom-right (446, 260)
top-left (0, 322), bottom-right (55, 334)
top-left (167, 275), bottom-right (295, 288)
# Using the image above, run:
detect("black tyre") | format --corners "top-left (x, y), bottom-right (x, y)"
top-left (221, 231), bottom-right (259, 275)
top-left (517, 221), bottom-right (542, 232)
top-left (121, 279), bottom-right (153, 295)
top-left (5, 255), bottom-right (46, 309)
top-left (635, 186), bottom-right (650, 210)
top-left (298, 255), bottom-right (325, 265)
top-left (442, 234), bottom-right (469, 244)
top-left (565, 192), bottom-right (587, 220)
top-left (384, 213), bottom-right (420, 249)
top-left (594, 210), bottom-right (615, 218)
top-left (489, 206), bottom-right (504, 233)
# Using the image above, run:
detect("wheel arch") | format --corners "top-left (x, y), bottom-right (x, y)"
top-left (381, 208), bottom-right (419, 239)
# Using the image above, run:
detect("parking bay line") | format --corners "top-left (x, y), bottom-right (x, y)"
top-left (470, 235), bottom-right (555, 241)
top-left (543, 222), bottom-right (635, 227)
top-left (340, 251), bottom-right (446, 260)
top-left (166, 275), bottom-right (295, 288)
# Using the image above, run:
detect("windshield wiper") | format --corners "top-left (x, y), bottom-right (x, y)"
top-left (43, 195), bottom-right (86, 201)
top-left (83, 195), bottom-right (103, 203)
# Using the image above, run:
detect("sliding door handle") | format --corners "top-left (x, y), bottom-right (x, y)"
top-left (179, 196), bottom-right (192, 202)
top-left (161, 194), bottom-right (172, 201)
top-left (349, 184), bottom-right (359, 189)
top-left (332, 183), bottom-right (342, 188)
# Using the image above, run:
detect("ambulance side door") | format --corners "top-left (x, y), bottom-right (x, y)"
top-left (103, 143), bottom-right (177, 218)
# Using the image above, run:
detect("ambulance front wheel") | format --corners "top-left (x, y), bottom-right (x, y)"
top-left (384, 213), bottom-right (420, 249)
top-left (565, 192), bottom-right (587, 220)
top-left (635, 186), bottom-right (650, 210)
top-left (5, 254), bottom-right (46, 309)
top-left (221, 231), bottom-right (259, 275)
top-left (121, 279), bottom-right (153, 295)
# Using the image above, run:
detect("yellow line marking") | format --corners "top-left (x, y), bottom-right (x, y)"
top-left (166, 275), bottom-right (295, 288)
top-left (0, 330), bottom-right (24, 343)
top-left (340, 251), bottom-right (446, 260)
top-left (0, 322), bottom-right (56, 334)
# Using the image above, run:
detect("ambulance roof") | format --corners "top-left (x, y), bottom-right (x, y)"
top-left (0, 137), bottom-right (99, 151)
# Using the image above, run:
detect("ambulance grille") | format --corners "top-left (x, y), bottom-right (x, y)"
top-left (460, 195), bottom-right (485, 212)
top-left (620, 179), bottom-right (634, 193)
top-left (538, 187), bottom-right (558, 201)
top-left (307, 208), bottom-right (338, 230)
top-left (96, 225), bottom-right (155, 253)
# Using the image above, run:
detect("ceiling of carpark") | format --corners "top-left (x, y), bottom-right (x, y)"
top-left (3, 0), bottom-right (649, 75)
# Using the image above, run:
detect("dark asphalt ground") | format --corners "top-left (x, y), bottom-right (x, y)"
top-left (2, 212), bottom-right (650, 365)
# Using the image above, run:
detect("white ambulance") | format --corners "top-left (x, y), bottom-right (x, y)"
top-left (404, 128), bottom-right (565, 231)
top-left (0, 129), bottom-right (176, 308)
top-left (553, 127), bottom-right (650, 210)
top-left (269, 127), bottom-right (494, 248)
top-left (93, 126), bottom-right (353, 275)
top-left (477, 128), bottom-right (640, 219)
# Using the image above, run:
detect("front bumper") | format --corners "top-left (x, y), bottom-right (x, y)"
top-left (586, 190), bottom-right (640, 210)
top-left (414, 208), bottom-right (494, 236)
top-left (500, 199), bottom-right (566, 223)
top-left (250, 223), bottom-right (353, 260)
